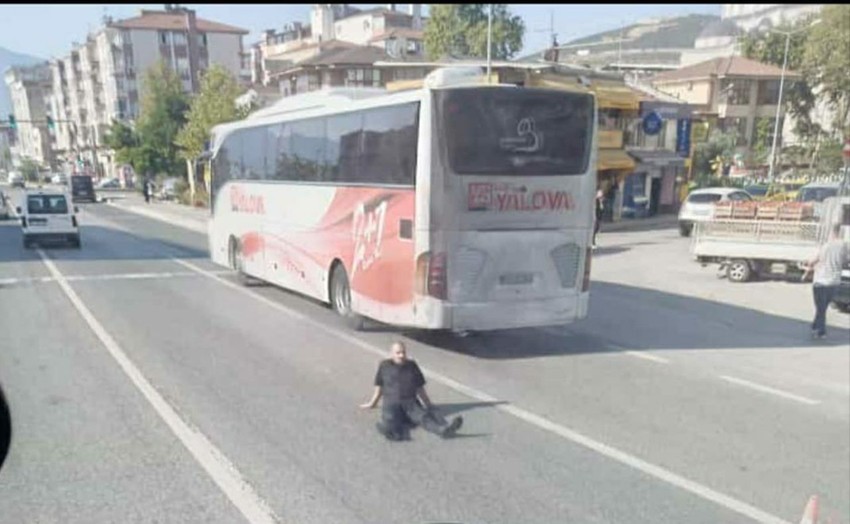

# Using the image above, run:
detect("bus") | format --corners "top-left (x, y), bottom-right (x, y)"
top-left (206, 67), bottom-right (597, 332)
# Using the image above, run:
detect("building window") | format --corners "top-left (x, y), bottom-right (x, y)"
top-left (758, 79), bottom-right (780, 105)
top-left (173, 32), bottom-right (188, 46)
top-left (198, 33), bottom-right (207, 47)
top-left (345, 68), bottom-right (381, 87)
top-left (158, 31), bottom-right (170, 45)
top-left (720, 117), bottom-right (748, 146)
top-left (722, 79), bottom-right (751, 105)
top-left (307, 74), bottom-right (320, 92)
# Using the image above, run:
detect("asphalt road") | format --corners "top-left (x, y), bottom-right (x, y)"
top-left (0, 186), bottom-right (847, 524)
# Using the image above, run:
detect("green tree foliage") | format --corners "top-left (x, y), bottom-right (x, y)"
top-left (693, 129), bottom-right (736, 183)
top-left (424, 4), bottom-right (525, 60)
top-left (803, 4), bottom-right (850, 136)
top-left (176, 65), bottom-right (244, 160)
top-left (739, 16), bottom-right (816, 138)
top-left (136, 61), bottom-right (189, 178)
top-left (19, 158), bottom-right (39, 182)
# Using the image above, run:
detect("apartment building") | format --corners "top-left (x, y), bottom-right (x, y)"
top-left (651, 56), bottom-right (798, 163)
top-left (4, 63), bottom-right (54, 167)
top-left (252, 4), bottom-right (426, 91)
top-left (45, 7), bottom-right (248, 178)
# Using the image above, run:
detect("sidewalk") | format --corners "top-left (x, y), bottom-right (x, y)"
top-left (601, 214), bottom-right (678, 233)
top-left (105, 194), bottom-right (208, 234)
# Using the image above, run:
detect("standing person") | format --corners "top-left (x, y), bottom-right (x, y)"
top-left (360, 341), bottom-right (463, 441)
top-left (593, 188), bottom-right (604, 249)
top-left (802, 224), bottom-right (849, 339)
top-left (143, 176), bottom-right (153, 204)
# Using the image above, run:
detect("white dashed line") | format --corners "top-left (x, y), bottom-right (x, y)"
top-left (624, 350), bottom-right (671, 364)
top-left (719, 375), bottom-right (821, 406)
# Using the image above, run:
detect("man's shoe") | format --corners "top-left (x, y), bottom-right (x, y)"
top-left (441, 416), bottom-right (463, 439)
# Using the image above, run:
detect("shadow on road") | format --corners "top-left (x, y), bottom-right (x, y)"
top-left (0, 222), bottom-right (206, 263)
top-left (398, 281), bottom-right (850, 358)
top-left (435, 401), bottom-right (507, 417)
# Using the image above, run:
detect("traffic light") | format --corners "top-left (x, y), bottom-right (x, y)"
top-left (46, 115), bottom-right (54, 130)
top-left (7, 114), bottom-right (15, 129)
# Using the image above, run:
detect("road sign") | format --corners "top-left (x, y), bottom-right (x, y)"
top-left (642, 111), bottom-right (663, 136)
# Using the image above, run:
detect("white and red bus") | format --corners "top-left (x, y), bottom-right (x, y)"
top-left (207, 68), bottom-right (597, 332)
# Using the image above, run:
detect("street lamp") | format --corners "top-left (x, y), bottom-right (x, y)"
top-left (765, 18), bottom-right (821, 184)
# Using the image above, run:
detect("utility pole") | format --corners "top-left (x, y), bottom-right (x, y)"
top-left (486, 4), bottom-right (493, 83)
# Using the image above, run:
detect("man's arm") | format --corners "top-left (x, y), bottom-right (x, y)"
top-left (360, 386), bottom-right (382, 409)
top-left (417, 387), bottom-right (433, 409)
top-left (802, 252), bottom-right (821, 280)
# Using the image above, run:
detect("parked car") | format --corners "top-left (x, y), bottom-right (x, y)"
top-left (744, 184), bottom-right (769, 201)
top-left (678, 187), bottom-right (753, 237)
top-left (97, 177), bottom-right (121, 189)
top-left (833, 265), bottom-right (850, 313)
top-left (8, 171), bottom-right (24, 188)
top-left (70, 175), bottom-right (97, 203)
top-left (19, 188), bottom-right (81, 248)
top-left (157, 177), bottom-right (181, 201)
top-left (797, 182), bottom-right (839, 203)
top-left (51, 173), bottom-right (68, 185)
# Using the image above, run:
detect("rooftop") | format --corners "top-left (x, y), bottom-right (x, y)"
top-left (652, 56), bottom-right (799, 82)
top-left (111, 9), bottom-right (249, 34)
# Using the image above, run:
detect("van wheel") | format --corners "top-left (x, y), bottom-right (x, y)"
top-left (70, 235), bottom-right (81, 249)
top-left (22, 235), bottom-right (32, 249)
top-left (727, 259), bottom-right (751, 283)
top-left (330, 264), bottom-right (363, 331)
top-left (679, 223), bottom-right (692, 237)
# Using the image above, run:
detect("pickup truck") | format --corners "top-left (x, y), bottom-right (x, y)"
top-left (691, 196), bottom-right (850, 283)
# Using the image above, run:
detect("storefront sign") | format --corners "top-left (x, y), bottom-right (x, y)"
top-left (676, 118), bottom-right (691, 157)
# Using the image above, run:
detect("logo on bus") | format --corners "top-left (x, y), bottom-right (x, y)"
top-left (468, 183), bottom-right (574, 212)
top-left (230, 185), bottom-right (265, 215)
top-left (351, 199), bottom-right (388, 279)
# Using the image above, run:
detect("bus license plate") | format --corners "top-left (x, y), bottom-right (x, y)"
top-left (500, 272), bottom-right (533, 285)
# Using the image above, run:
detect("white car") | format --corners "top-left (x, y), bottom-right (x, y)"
top-left (8, 171), bottom-right (24, 188)
top-left (678, 187), bottom-right (752, 237)
top-left (19, 189), bottom-right (81, 248)
top-left (51, 173), bottom-right (68, 185)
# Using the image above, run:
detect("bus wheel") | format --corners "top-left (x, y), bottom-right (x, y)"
top-left (229, 236), bottom-right (251, 286)
top-left (330, 264), bottom-right (363, 331)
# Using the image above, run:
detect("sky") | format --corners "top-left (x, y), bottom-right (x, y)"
top-left (0, 3), bottom-right (720, 60)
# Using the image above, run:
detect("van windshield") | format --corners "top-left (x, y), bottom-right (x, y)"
top-left (27, 195), bottom-right (68, 214)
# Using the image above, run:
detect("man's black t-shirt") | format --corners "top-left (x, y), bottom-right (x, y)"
top-left (374, 359), bottom-right (425, 404)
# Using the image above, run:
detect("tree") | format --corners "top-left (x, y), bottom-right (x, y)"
top-left (136, 61), bottom-right (189, 179)
top-left (424, 4), bottom-right (525, 60)
top-left (19, 158), bottom-right (39, 182)
top-left (103, 120), bottom-right (139, 168)
top-left (803, 4), bottom-right (850, 136)
top-left (693, 129), bottom-right (736, 185)
top-left (739, 16), bottom-right (817, 139)
top-left (175, 65), bottom-right (243, 161)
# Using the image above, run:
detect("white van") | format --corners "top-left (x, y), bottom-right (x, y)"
top-left (18, 189), bottom-right (81, 248)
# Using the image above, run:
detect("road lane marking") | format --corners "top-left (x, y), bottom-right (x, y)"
top-left (38, 250), bottom-right (279, 524)
top-left (0, 271), bottom-right (230, 287)
top-left (175, 257), bottom-right (792, 524)
top-left (624, 351), bottom-right (671, 364)
top-left (106, 201), bottom-right (207, 234)
top-left (719, 375), bottom-right (821, 406)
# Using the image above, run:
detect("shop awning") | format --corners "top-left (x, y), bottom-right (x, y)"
top-left (597, 149), bottom-right (636, 172)
top-left (628, 149), bottom-right (687, 167)
top-left (592, 85), bottom-right (642, 111)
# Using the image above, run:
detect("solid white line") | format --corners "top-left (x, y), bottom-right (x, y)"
top-left (38, 250), bottom-right (279, 524)
top-left (174, 257), bottom-right (792, 524)
top-left (624, 351), bottom-right (671, 364)
top-left (0, 271), bottom-right (230, 286)
top-left (107, 201), bottom-right (207, 235)
top-left (719, 375), bottom-right (821, 406)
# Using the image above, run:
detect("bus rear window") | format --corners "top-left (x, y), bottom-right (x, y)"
top-left (438, 88), bottom-right (593, 176)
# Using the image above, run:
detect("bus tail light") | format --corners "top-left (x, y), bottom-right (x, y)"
top-left (416, 252), bottom-right (447, 299)
top-left (582, 247), bottom-right (592, 292)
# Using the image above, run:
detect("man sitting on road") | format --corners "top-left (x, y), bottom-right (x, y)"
top-left (360, 341), bottom-right (463, 441)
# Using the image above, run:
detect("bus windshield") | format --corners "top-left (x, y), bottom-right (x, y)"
top-left (438, 88), bottom-right (593, 176)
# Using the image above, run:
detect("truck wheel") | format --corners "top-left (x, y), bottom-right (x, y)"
top-left (679, 223), bottom-right (692, 237)
top-left (727, 259), bottom-right (751, 283)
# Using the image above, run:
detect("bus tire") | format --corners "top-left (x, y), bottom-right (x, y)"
top-left (229, 236), bottom-right (252, 286)
top-left (330, 263), bottom-right (363, 331)
top-left (727, 259), bottom-right (751, 283)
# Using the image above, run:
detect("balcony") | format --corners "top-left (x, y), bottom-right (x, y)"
top-left (598, 129), bottom-right (624, 149)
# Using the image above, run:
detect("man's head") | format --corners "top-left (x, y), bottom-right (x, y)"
top-left (390, 341), bottom-right (407, 365)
